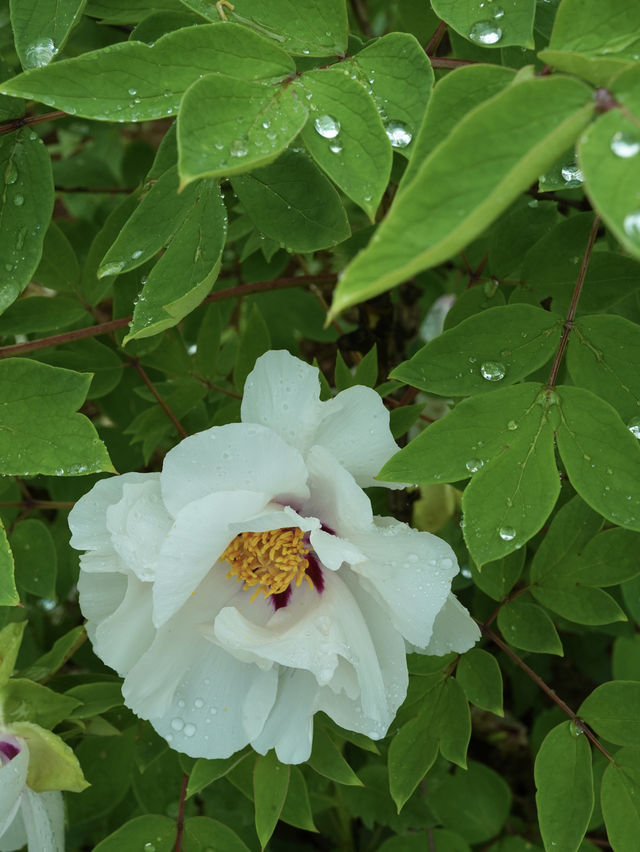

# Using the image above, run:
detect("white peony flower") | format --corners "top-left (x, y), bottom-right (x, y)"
top-left (69, 350), bottom-right (479, 764)
top-left (0, 735), bottom-right (64, 852)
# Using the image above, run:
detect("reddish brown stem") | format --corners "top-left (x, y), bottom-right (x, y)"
top-left (175, 773), bottom-right (188, 852)
top-left (127, 357), bottom-right (188, 439)
top-left (0, 500), bottom-right (75, 510)
top-left (426, 21), bottom-right (447, 56)
top-left (0, 110), bottom-right (67, 136)
top-left (430, 57), bottom-right (478, 68)
top-left (546, 215), bottom-right (600, 388)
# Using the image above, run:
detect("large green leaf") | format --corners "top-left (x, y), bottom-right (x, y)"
top-left (556, 386), bottom-right (640, 532)
top-left (390, 305), bottom-right (562, 397)
top-left (181, 0), bottom-right (348, 56)
top-left (10, 0), bottom-right (86, 71)
top-left (456, 648), bottom-right (503, 716)
top-left (497, 599), bottom-right (563, 656)
top-left (601, 746), bottom-right (640, 852)
top-left (329, 75), bottom-right (594, 318)
top-left (298, 68), bottom-right (391, 219)
top-left (10, 519), bottom-right (57, 599)
top-left (567, 315), bottom-right (640, 422)
top-left (0, 359), bottom-right (113, 475)
top-left (0, 521), bottom-right (18, 608)
top-left (253, 751), bottom-right (290, 850)
top-left (579, 682), bottom-right (640, 746)
top-left (124, 179), bottom-right (226, 342)
top-left (0, 23), bottom-right (293, 121)
top-left (431, 0), bottom-right (535, 49)
top-left (579, 98), bottom-right (640, 262)
top-left (232, 150), bottom-right (350, 252)
top-left (539, 0), bottom-right (640, 86)
top-left (0, 128), bottom-right (54, 313)
top-left (183, 817), bottom-right (251, 852)
top-left (178, 74), bottom-right (308, 184)
top-left (388, 686), bottom-right (441, 811)
top-left (92, 815), bottom-right (175, 852)
top-left (535, 721), bottom-right (593, 852)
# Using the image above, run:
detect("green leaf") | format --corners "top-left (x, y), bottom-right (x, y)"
top-left (187, 753), bottom-right (248, 799)
top-left (580, 102), bottom-right (640, 263)
top-left (613, 636), bottom-right (640, 681)
top-left (568, 315), bottom-right (640, 423)
top-left (66, 682), bottom-right (124, 718)
top-left (539, 0), bottom-right (640, 86)
top-left (10, 0), bottom-right (86, 71)
top-left (428, 761), bottom-right (511, 844)
top-left (20, 625), bottom-right (85, 682)
top-left (431, 0), bottom-right (535, 49)
top-left (532, 577), bottom-right (627, 626)
top-left (329, 75), bottom-right (594, 318)
top-left (556, 386), bottom-right (640, 532)
top-left (183, 816), bottom-right (251, 852)
top-left (33, 222), bottom-right (80, 293)
top-left (0, 296), bottom-right (88, 336)
top-left (123, 179), bottom-right (227, 342)
top-left (530, 495), bottom-right (603, 586)
top-left (98, 166), bottom-right (201, 278)
top-left (10, 519), bottom-right (57, 599)
top-left (298, 68), bottom-right (391, 219)
top-left (401, 64), bottom-right (515, 190)
top-left (497, 599), bottom-right (563, 655)
top-left (0, 621), bottom-right (25, 686)
top-left (456, 648), bottom-right (504, 716)
top-left (178, 74), bottom-right (308, 184)
top-left (181, 0), bottom-right (348, 56)
top-left (280, 766), bottom-right (316, 832)
top-left (469, 549), bottom-right (524, 602)
top-left (0, 359), bottom-right (114, 476)
top-left (253, 751), bottom-right (290, 850)
top-left (579, 681), bottom-right (640, 746)
top-left (0, 677), bottom-right (81, 728)
top-left (0, 128), bottom-right (54, 313)
top-left (232, 150), bottom-right (350, 252)
top-left (345, 32), bottom-right (433, 161)
top-left (390, 305), bottom-right (562, 397)
top-left (92, 815), bottom-right (176, 852)
top-left (307, 728), bottom-right (363, 786)
top-left (438, 677), bottom-right (471, 768)
top-left (34, 339), bottom-right (124, 400)
top-left (0, 520), bottom-right (18, 607)
top-left (388, 701), bottom-right (440, 811)
top-left (0, 23), bottom-right (294, 121)
top-left (535, 721), bottom-right (594, 852)
top-left (68, 727), bottom-right (136, 824)
top-left (11, 720), bottom-right (88, 793)
top-left (234, 304), bottom-right (271, 391)
top-left (601, 745), bottom-right (640, 852)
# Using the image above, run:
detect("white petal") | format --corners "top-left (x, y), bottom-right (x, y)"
top-left (123, 572), bottom-right (277, 758)
top-left (228, 504), bottom-right (319, 536)
top-left (77, 550), bottom-right (123, 575)
top-left (0, 746), bottom-right (27, 839)
top-left (106, 478), bottom-right (172, 582)
top-left (0, 803), bottom-right (25, 852)
top-left (241, 350), bottom-right (324, 455)
top-left (421, 593), bottom-right (481, 655)
top-left (251, 670), bottom-right (318, 764)
top-left (348, 518), bottom-right (459, 648)
top-left (93, 575), bottom-right (155, 676)
top-left (313, 385), bottom-right (402, 488)
top-left (152, 490), bottom-right (271, 627)
top-left (77, 571), bottom-right (127, 646)
top-left (303, 446), bottom-right (373, 536)
top-left (68, 472), bottom-right (151, 551)
top-left (19, 790), bottom-right (64, 852)
top-left (309, 528), bottom-right (365, 572)
top-left (160, 422), bottom-right (309, 518)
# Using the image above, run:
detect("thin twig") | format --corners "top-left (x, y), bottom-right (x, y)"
top-left (175, 773), bottom-right (188, 852)
top-left (429, 57), bottom-right (478, 69)
top-left (189, 373), bottom-right (242, 399)
top-left (349, 0), bottom-right (373, 38)
top-left (546, 215), bottom-right (600, 388)
top-left (0, 500), bottom-right (75, 510)
top-left (56, 185), bottom-right (134, 194)
top-left (426, 21), bottom-right (447, 56)
top-left (127, 357), bottom-right (188, 439)
top-left (0, 110), bottom-right (67, 136)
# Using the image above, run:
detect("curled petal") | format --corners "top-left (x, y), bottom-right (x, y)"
top-left (303, 445), bottom-right (373, 536)
top-left (422, 593), bottom-right (481, 656)
top-left (92, 576), bottom-right (155, 677)
top-left (77, 571), bottom-right (127, 646)
top-left (68, 473), bottom-right (151, 551)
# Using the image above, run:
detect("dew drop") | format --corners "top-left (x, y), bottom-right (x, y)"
top-left (469, 21), bottom-right (503, 44)
top-left (507, 420), bottom-right (519, 431)
top-left (183, 723), bottom-right (196, 737)
top-left (314, 114), bottom-right (340, 139)
top-left (628, 416), bottom-right (640, 438)
top-left (480, 360), bottom-right (506, 381)
top-left (131, 249), bottom-right (143, 259)
top-left (492, 5), bottom-right (505, 18)
top-left (230, 138), bottom-right (248, 158)
top-left (128, 87), bottom-right (137, 96)
top-left (13, 195), bottom-right (24, 207)
top-left (5, 162), bottom-right (17, 185)
top-left (498, 526), bottom-right (516, 541)
top-left (329, 143), bottom-right (342, 153)
top-left (384, 120), bottom-right (412, 149)
top-left (170, 718), bottom-right (184, 732)
top-left (25, 38), bottom-right (57, 68)
top-left (560, 162), bottom-right (584, 187)
top-left (194, 698), bottom-right (204, 709)
top-left (610, 131), bottom-right (640, 158)
top-left (465, 458), bottom-right (484, 473)
top-left (623, 211), bottom-right (640, 239)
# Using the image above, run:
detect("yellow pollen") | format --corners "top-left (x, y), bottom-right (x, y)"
top-left (221, 527), bottom-right (311, 601)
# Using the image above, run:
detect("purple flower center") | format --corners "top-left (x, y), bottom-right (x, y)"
top-left (0, 740), bottom-right (20, 761)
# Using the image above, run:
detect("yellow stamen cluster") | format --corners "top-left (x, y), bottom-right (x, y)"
top-left (221, 527), bottom-right (311, 600)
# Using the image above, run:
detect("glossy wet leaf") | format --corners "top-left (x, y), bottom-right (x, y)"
top-left (457, 648), bottom-right (504, 716)
top-left (330, 76), bottom-right (593, 318)
top-left (10, 519), bottom-right (57, 599)
top-left (469, 549), bottom-right (524, 602)
top-left (535, 721), bottom-right (593, 852)
top-left (0, 23), bottom-right (294, 121)
top-left (92, 815), bottom-right (175, 852)
top-left (0, 128), bottom-right (54, 313)
top-left (10, 0), bottom-right (86, 71)
top-left (388, 687), bottom-right (441, 811)
top-left (253, 751), bottom-right (290, 850)
top-left (497, 599), bottom-right (563, 655)
top-left (579, 682), bottom-right (640, 746)
top-left (601, 745), bottom-right (640, 852)
top-left (431, 0), bottom-right (535, 49)
top-left (299, 68), bottom-right (391, 219)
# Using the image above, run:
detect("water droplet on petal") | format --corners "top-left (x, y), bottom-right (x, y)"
top-left (498, 526), bottom-right (516, 541)
top-left (384, 120), bottom-right (412, 148)
top-left (469, 21), bottom-right (503, 44)
top-left (628, 416), bottom-right (640, 438)
top-left (314, 114), bottom-right (340, 139)
top-left (480, 361), bottom-right (506, 381)
top-left (560, 162), bottom-right (584, 187)
top-left (183, 723), bottom-right (196, 737)
top-left (170, 718), bottom-right (184, 732)
top-left (465, 458), bottom-right (484, 473)
top-left (611, 131), bottom-right (640, 158)
top-left (623, 211), bottom-right (640, 239)
top-left (194, 698), bottom-right (204, 709)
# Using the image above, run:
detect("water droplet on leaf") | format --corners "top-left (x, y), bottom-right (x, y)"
top-left (384, 120), bottom-right (412, 148)
top-left (13, 195), bottom-right (24, 207)
top-left (230, 138), bottom-right (248, 158)
top-left (480, 360), bottom-right (506, 381)
top-left (623, 211), bottom-right (640, 238)
top-left (25, 38), bottom-right (57, 68)
top-left (465, 458), bottom-right (484, 473)
top-left (628, 416), bottom-right (640, 438)
top-left (498, 526), bottom-right (516, 541)
top-left (560, 162), bottom-right (584, 187)
top-left (468, 21), bottom-right (503, 44)
top-left (610, 131), bottom-right (640, 158)
top-left (314, 114), bottom-right (340, 139)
